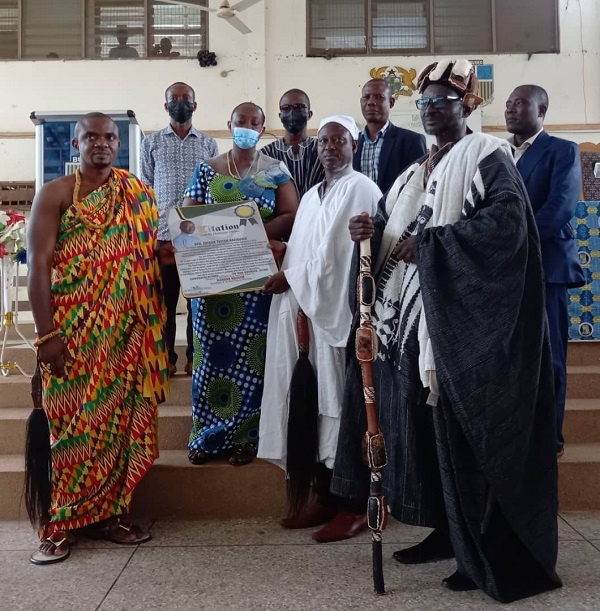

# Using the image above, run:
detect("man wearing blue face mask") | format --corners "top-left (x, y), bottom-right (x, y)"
top-left (141, 82), bottom-right (218, 377)
top-left (261, 89), bottom-right (325, 198)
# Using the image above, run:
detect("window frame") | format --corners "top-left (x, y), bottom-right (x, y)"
top-left (0, 0), bottom-right (208, 60)
top-left (306, 0), bottom-right (560, 57)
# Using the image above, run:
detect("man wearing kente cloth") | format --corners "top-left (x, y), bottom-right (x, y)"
top-left (332, 60), bottom-right (562, 602)
top-left (27, 113), bottom-right (168, 565)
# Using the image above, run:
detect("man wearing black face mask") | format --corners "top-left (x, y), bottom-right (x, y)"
top-left (261, 89), bottom-right (325, 197)
top-left (141, 82), bottom-right (218, 376)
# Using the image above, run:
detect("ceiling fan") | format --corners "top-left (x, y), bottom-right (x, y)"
top-left (164, 0), bottom-right (263, 34)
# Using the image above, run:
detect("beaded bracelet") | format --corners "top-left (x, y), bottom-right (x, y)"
top-left (33, 329), bottom-right (61, 348)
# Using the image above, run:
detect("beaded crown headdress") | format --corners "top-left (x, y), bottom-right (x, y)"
top-left (416, 59), bottom-right (484, 110)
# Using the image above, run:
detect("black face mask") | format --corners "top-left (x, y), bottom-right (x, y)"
top-left (167, 100), bottom-right (194, 123)
top-left (280, 110), bottom-right (308, 135)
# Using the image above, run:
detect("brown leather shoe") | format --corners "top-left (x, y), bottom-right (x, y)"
top-left (312, 511), bottom-right (367, 543)
top-left (280, 500), bottom-right (337, 529)
top-left (184, 361), bottom-right (193, 375)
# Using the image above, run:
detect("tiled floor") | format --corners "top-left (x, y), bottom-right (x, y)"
top-left (1, 513), bottom-right (599, 611)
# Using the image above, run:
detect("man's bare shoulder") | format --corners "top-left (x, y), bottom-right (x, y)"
top-left (33, 175), bottom-right (75, 211)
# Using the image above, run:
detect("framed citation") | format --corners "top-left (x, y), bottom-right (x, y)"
top-left (168, 201), bottom-right (277, 298)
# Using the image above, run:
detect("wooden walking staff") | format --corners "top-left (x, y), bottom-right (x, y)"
top-left (356, 239), bottom-right (388, 594)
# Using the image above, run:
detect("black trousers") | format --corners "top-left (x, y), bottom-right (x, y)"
top-left (545, 283), bottom-right (569, 449)
top-left (160, 261), bottom-right (193, 365)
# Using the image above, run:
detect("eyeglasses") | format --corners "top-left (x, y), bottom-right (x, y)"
top-left (317, 136), bottom-right (348, 147)
top-left (415, 95), bottom-right (461, 110)
top-left (280, 104), bottom-right (308, 112)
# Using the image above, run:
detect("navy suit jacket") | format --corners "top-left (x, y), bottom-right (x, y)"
top-left (353, 123), bottom-right (426, 194)
top-left (516, 131), bottom-right (585, 287)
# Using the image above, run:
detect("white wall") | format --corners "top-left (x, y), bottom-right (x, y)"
top-left (1, 0), bottom-right (599, 181)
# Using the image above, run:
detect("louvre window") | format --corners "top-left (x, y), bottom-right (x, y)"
top-left (150, 2), bottom-right (204, 58)
top-left (0, 0), bottom-right (18, 59)
top-left (86, 1), bottom-right (146, 59)
top-left (2, 0), bottom-right (208, 59)
top-left (23, 0), bottom-right (83, 59)
top-left (307, 0), bottom-right (559, 56)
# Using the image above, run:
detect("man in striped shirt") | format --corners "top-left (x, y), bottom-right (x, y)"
top-left (261, 89), bottom-right (324, 198)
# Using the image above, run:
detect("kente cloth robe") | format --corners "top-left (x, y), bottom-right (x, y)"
top-left (258, 168), bottom-right (382, 470)
top-left (42, 168), bottom-right (168, 533)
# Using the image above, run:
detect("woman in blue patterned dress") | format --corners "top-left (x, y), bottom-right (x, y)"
top-left (182, 102), bottom-right (298, 466)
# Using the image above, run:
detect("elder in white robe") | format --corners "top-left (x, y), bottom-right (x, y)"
top-left (258, 167), bottom-right (382, 470)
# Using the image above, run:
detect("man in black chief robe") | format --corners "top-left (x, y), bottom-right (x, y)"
top-left (332, 58), bottom-right (561, 603)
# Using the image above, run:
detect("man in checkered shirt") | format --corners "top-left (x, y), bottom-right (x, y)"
top-left (141, 81), bottom-right (218, 376)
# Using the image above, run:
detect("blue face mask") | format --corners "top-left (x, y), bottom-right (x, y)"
top-left (232, 126), bottom-right (260, 149)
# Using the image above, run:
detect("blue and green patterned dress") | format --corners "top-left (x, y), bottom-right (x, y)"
top-left (184, 156), bottom-right (292, 455)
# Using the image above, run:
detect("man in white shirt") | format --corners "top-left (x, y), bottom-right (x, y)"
top-left (172, 220), bottom-right (201, 250)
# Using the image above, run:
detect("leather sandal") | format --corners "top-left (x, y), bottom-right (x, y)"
top-left (228, 444), bottom-right (256, 466)
top-left (189, 449), bottom-right (212, 465)
top-left (83, 517), bottom-right (151, 545)
top-left (30, 530), bottom-right (75, 565)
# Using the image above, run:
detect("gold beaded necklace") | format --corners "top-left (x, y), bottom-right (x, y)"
top-left (73, 169), bottom-right (118, 231)
top-left (227, 150), bottom-right (258, 179)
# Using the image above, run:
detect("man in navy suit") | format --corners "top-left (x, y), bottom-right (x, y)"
top-left (353, 79), bottom-right (426, 194)
top-left (505, 84), bottom-right (585, 455)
